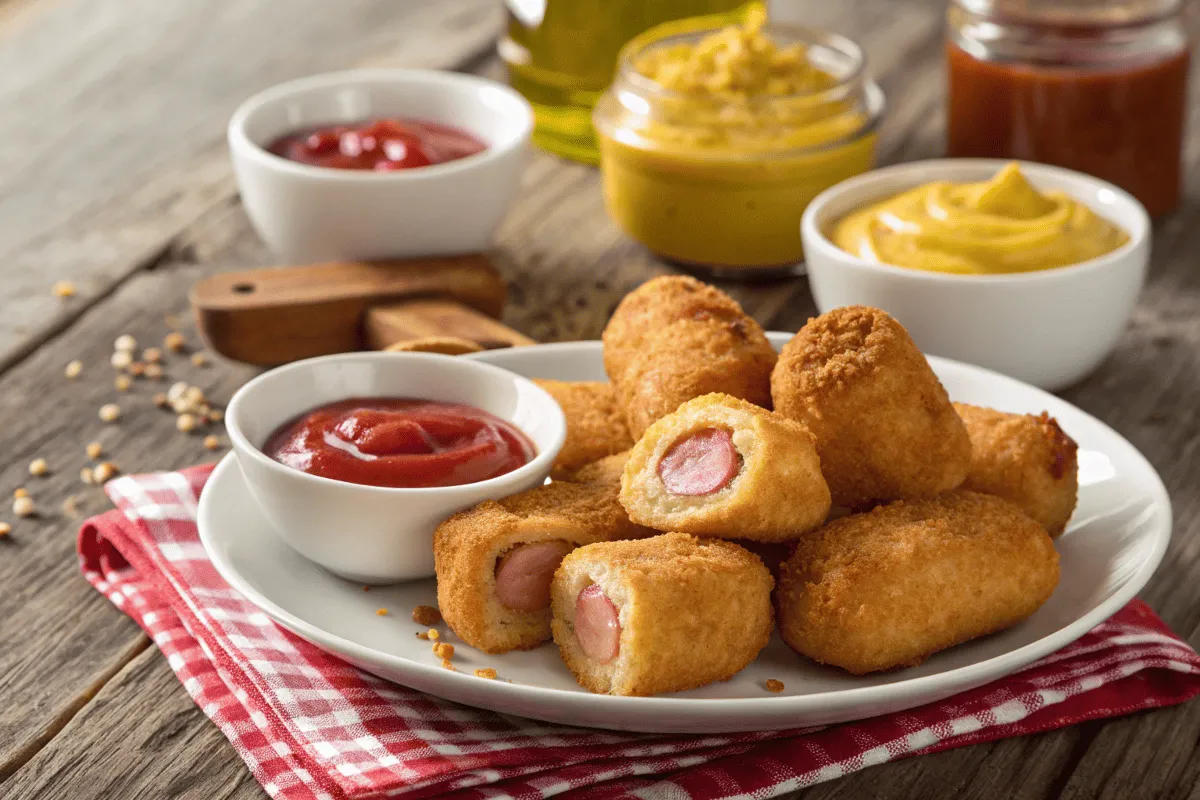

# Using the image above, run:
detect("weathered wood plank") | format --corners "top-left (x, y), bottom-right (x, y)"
top-left (0, 0), bottom-right (502, 373)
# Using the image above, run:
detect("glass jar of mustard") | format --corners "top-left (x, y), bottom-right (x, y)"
top-left (592, 14), bottom-right (884, 276)
top-left (947, 0), bottom-right (1190, 217)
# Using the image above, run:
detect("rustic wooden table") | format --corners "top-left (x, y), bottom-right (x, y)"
top-left (1, 0), bottom-right (1197, 797)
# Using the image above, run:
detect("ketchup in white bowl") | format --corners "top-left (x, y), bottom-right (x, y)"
top-left (267, 118), bottom-right (487, 172)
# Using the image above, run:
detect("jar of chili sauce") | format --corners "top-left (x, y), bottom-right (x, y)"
top-left (946, 0), bottom-right (1189, 216)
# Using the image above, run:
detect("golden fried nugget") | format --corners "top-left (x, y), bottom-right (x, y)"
top-left (602, 275), bottom-right (750, 380)
top-left (603, 277), bottom-right (776, 438)
top-left (551, 532), bottom-right (774, 695)
top-left (533, 380), bottom-right (633, 479)
top-left (620, 394), bottom-right (830, 541)
top-left (566, 450), bottom-right (631, 486)
top-left (778, 491), bottom-right (1059, 674)
top-left (383, 336), bottom-right (484, 355)
top-left (954, 403), bottom-right (1079, 536)
top-left (434, 481), bottom-right (651, 654)
top-left (771, 306), bottom-right (971, 508)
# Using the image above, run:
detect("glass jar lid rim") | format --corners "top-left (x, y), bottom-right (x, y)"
top-left (952, 0), bottom-right (1181, 25)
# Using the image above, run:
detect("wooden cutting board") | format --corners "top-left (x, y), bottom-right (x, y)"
top-left (189, 255), bottom-right (534, 366)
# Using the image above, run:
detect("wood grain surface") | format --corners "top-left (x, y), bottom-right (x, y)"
top-left (1, 0), bottom-right (1198, 798)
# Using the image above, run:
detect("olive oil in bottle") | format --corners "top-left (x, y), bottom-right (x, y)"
top-left (500, 0), bottom-right (756, 164)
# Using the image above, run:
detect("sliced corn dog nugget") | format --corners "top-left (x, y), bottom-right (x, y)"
top-left (565, 450), bottom-right (631, 486)
top-left (434, 481), bottom-right (651, 654)
top-left (620, 394), bottom-right (830, 541)
top-left (771, 306), bottom-right (971, 509)
top-left (778, 491), bottom-right (1059, 675)
top-left (533, 380), bottom-right (633, 479)
top-left (955, 403), bottom-right (1079, 536)
top-left (551, 533), bottom-right (774, 696)
top-left (602, 276), bottom-right (776, 438)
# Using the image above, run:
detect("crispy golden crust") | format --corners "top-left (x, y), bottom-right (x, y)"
top-left (601, 275), bottom-right (750, 380)
top-left (433, 481), bottom-right (652, 654)
top-left (620, 393), bottom-right (831, 541)
top-left (777, 491), bottom-right (1059, 674)
top-left (533, 380), bottom-right (633, 479)
top-left (770, 306), bottom-right (971, 508)
top-left (602, 276), bottom-right (776, 439)
top-left (565, 450), bottom-right (631, 486)
top-left (551, 533), bottom-right (774, 695)
top-left (954, 403), bottom-right (1079, 537)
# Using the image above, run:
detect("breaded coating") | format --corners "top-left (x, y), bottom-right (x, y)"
top-left (565, 450), bottom-right (631, 486)
top-left (771, 306), bottom-right (971, 508)
top-left (620, 393), bottom-right (831, 541)
top-left (434, 481), bottom-right (651, 654)
top-left (778, 491), bottom-right (1059, 674)
top-left (533, 380), bottom-right (633, 479)
top-left (602, 276), bottom-right (776, 438)
top-left (551, 533), bottom-right (774, 695)
top-left (383, 336), bottom-right (484, 355)
top-left (955, 403), bottom-right (1079, 536)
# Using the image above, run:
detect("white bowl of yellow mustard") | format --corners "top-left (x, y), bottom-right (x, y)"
top-left (801, 159), bottom-right (1150, 390)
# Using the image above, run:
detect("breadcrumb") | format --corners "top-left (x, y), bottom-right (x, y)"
top-left (765, 679), bottom-right (785, 693)
top-left (473, 668), bottom-right (497, 680)
top-left (411, 605), bottom-right (441, 626)
top-left (432, 642), bottom-right (454, 660)
top-left (376, 608), bottom-right (388, 616)
top-left (426, 628), bottom-right (440, 641)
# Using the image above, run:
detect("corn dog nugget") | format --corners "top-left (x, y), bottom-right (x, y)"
top-left (566, 450), bottom-right (631, 486)
top-left (620, 394), bottom-right (830, 541)
top-left (955, 403), bottom-right (1079, 536)
top-left (603, 276), bottom-right (776, 438)
top-left (771, 306), bottom-right (971, 509)
top-left (434, 481), bottom-right (651, 654)
top-left (551, 533), bottom-right (773, 695)
top-left (778, 491), bottom-right (1059, 674)
top-left (533, 380), bottom-right (633, 479)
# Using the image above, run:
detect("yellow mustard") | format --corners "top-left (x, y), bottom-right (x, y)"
top-left (592, 10), bottom-right (882, 271)
top-left (831, 163), bottom-right (1131, 275)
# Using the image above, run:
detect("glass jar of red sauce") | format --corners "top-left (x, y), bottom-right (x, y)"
top-left (946, 0), bottom-right (1189, 216)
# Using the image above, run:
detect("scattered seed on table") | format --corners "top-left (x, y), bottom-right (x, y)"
top-left (80, 467), bottom-right (94, 485)
top-left (167, 382), bottom-right (189, 402)
top-left (191, 352), bottom-right (208, 367)
top-left (164, 331), bottom-right (186, 352)
top-left (142, 347), bottom-right (162, 363)
top-left (128, 362), bottom-right (146, 377)
top-left (114, 335), bottom-right (137, 352)
top-left (177, 413), bottom-right (197, 433)
top-left (376, 608), bottom-right (388, 616)
top-left (93, 462), bottom-right (119, 483)
top-left (0, 522), bottom-right (10, 537)
top-left (52, 280), bottom-right (76, 298)
top-left (64, 360), bottom-right (83, 379)
top-left (28, 458), bottom-right (48, 477)
top-left (114, 375), bottom-right (132, 392)
top-left (203, 435), bottom-right (220, 450)
top-left (13, 488), bottom-right (28, 499)
top-left (13, 496), bottom-right (34, 517)
top-left (208, 409), bottom-right (224, 423)
top-left (153, 393), bottom-right (169, 409)
top-left (110, 350), bottom-right (133, 370)
top-left (144, 363), bottom-right (164, 380)
top-left (86, 442), bottom-right (103, 459)
top-left (99, 403), bottom-right (121, 423)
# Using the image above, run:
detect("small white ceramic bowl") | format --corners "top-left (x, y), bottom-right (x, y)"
top-left (228, 69), bottom-right (533, 263)
top-left (224, 352), bottom-right (565, 584)
top-left (801, 159), bottom-right (1150, 391)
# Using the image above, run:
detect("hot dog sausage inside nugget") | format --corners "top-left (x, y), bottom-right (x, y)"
top-left (551, 532), bottom-right (774, 696)
top-left (955, 403), bottom-right (1079, 537)
top-left (533, 380), bottom-right (633, 479)
top-left (620, 393), bottom-right (831, 541)
top-left (771, 306), bottom-right (972, 509)
top-left (434, 480), bottom-right (651, 654)
top-left (602, 276), bottom-right (776, 439)
top-left (778, 491), bottom-right (1059, 675)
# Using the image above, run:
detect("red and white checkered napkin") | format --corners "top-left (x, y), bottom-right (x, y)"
top-left (79, 466), bottom-right (1200, 800)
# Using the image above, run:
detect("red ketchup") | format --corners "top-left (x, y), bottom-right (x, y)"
top-left (266, 118), bottom-right (487, 172)
top-left (263, 398), bottom-right (535, 488)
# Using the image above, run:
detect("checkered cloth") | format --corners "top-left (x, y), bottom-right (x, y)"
top-left (79, 466), bottom-right (1200, 800)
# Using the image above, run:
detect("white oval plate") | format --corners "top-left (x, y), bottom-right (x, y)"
top-left (199, 336), bottom-right (1171, 733)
